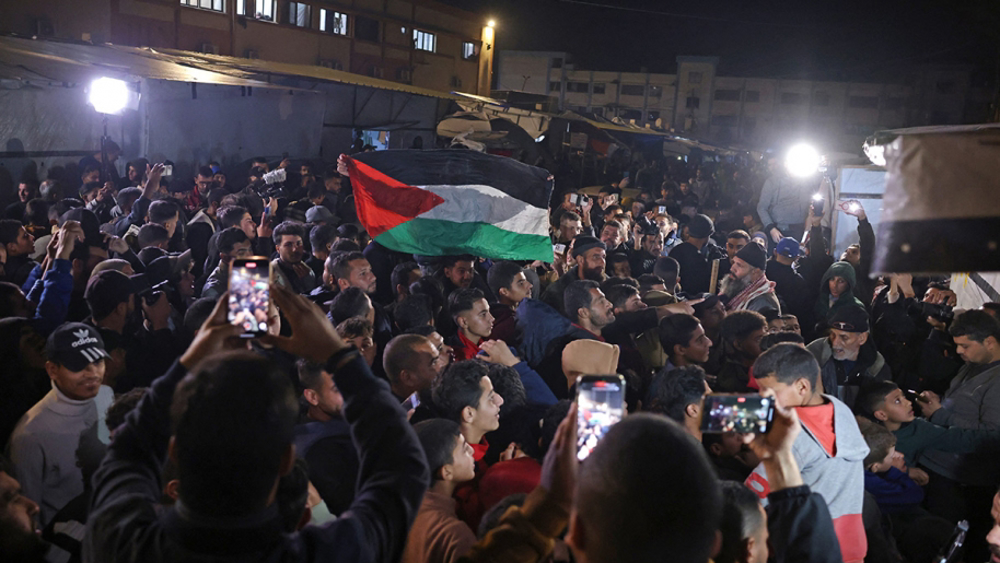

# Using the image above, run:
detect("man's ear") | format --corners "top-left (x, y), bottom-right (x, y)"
top-left (44, 361), bottom-right (58, 381)
top-left (398, 369), bottom-right (415, 387)
top-left (115, 301), bottom-right (129, 318)
top-left (440, 463), bottom-right (454, 482)
top-left (462, 405), bottom-right (476, 425)
top-left (577, 306), bottom-right (591, 323)
top-left (859, 332), bottom-right (869, 346)
top-left (498, 286), bottom-right (511, 301)
top-left (456, 315), bottom-right (469, 331)
top-left (336, 278), bottom-right (349, 292)
top-left (709, 442), bottom-right (723, 457)
top-left (302, 388), bottom-right (319, 407)
top-left (685, 402), bottom-right (700, 420)
top-left (873, 409), bottom-right (888, 422)
top-left (743, 536), bottom-right (756, 563)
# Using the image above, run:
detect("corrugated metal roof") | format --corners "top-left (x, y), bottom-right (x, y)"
top-left (0, 35), bottom-right (288, 89)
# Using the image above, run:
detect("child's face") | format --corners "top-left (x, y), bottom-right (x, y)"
top-left (869, 446), bottom-right (898, 473)
top-left (877, 389), bottom-right (915, 424)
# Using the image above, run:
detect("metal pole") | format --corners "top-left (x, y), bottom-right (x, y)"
top-left (101, 114), bottom-right (109, 184)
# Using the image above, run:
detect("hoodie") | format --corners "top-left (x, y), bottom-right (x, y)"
top-left (746, 395), bottom-right (869, 563)
top-left (815, 261), bottom-right (865, 323)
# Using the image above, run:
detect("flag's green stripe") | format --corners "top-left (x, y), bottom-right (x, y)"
top-left (375, 218), bottom-right (555, 262)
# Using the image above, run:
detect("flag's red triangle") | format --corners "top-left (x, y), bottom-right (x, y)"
top-left (346, 157), bottom-right (445, 238)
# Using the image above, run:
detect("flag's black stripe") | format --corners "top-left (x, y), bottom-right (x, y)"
top-left (351, 149), bottom-right (552, 210)
top-left (873, 218), bottom-right (1000, 274)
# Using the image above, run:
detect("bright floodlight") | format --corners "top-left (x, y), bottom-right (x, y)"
top-left (487, 20), bottom-right (496, 27)
top-left (89, 77), bottom-right (129, 115)
top-left (785, 143), bottom-right (821, 177)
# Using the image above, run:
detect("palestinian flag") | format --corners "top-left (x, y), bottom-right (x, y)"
top-left (345, 150), bottom-right (554, 262)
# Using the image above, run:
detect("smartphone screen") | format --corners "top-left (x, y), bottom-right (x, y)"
top-left (401, 392), bottom-right (421, 411)
top-left (658, 206), bottom-right (667, 214)
top-left (576, 375), bottom-right (626, 461)
top-left (700, 394), bottom-right (775, 434)
top-left (228, 258), bottom-right (270, 337)
top-left (553, 243), bottom-right (566, 255)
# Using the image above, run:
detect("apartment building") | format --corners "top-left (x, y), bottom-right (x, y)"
top-left (498, 50), bottom-right (992, 152)
top-left (1, 0), bottom-right (493, 94)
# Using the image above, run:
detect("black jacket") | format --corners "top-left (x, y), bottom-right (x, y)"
top-left (83, 354), bottom-right (429, 563)
top-left (765, 259), bottom-right (810, 320)
top-left (668, 241), bottom-right (727, 294)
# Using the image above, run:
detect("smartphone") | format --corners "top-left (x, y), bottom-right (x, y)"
top-left (623, 171), bottom-right (630, 179)
top-left (658, 205), bottom-right (667, 214)
top-left (162, 164), bottom-right (173, 177)
top-left (228, 257), bottom-right (271, 337)
top-left (835, 199), bottom-right (861, 214)
top-left (569, 193), bottom-right (582, 206)
top-left (402, 392), bottom-right (421, 411)
top-left (553, 243), bottom-right (566, 255)
top-left (700, 393), bottom-right (775, 434)
top-left (576, 375), bottom-right (626, 461)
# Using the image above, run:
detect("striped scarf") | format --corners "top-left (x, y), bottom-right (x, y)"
top-left (726, 274), bottom-right (772, 311)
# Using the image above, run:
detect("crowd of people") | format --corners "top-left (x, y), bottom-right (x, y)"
top-left (1, 142), bottom-right (999, 563)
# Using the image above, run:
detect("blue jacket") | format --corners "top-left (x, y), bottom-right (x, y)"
top-left (22, 259), bottom-right (74, 334)
top-left (863, 467), bottom-right (923, 514)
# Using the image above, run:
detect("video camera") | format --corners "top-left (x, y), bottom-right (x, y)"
top-left (250, 167), bottom-right (288, 199)
top-left (131, 273), bottom-right (170, 306)
top-left (907, 300), bottom-right (954, 323)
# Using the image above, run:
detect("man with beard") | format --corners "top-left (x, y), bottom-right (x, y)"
top-left (541, 236), bottom-right (606, 315)
top-left (598, 219), bottom-right (628, 255)
top-left (720, 241), bottom-right (780, 314)
top-left (806, 305), bottom-right (890, 408)
top-left (384, 334), bottom-right (442, 404)
top-left (629, 228), bottom-right (664, 277)
top-left (668, 214), bottom-right (727, 294)
top-left (271, 222), bottom-right (317, 294)
top-left (293, 358), bottom-right (358, 516)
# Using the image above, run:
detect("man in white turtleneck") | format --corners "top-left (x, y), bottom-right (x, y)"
top-left (8, 322), bottom-right (113, 526)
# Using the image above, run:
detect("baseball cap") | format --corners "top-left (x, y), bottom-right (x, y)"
top-left (306, 205), bottom-right (337, 225)
top-left (776, 237), bottom-right (801, 258)
top-left (828, 305), bottom-right (870, 333)
top-left (46, 322), bottom-right (110, 372)
top-left (85, 270), bottom-right (142, 319)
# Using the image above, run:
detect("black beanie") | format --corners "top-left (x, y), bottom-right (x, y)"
top-left (735, 241), bottom-right (767, 270)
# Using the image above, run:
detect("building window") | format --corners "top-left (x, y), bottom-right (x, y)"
top-left (781, 92), bottom-right (805, 105)
top-left (744, 90), bottom-right (760, 103)
top-left (712, 115), bottom-right (738, 127)
top-left (551, 58), bottom-right (563, 69)
top-left (413, 29), bottom-right (436, 52)
top-left (181, 0), bottom-right (225, 12)
top-left (688, 71), bottom-right (702, 84)
top-left (714, 89), bottom-right (741, 101)
top-left (592, 83), bottom-right (606, 94)
top-left (848, 95), bottom-right (878, 109)
top-left (647, 110), bottom-right (660, 122)
top-left (549, 82), bottom-right (562, 92)
top-left (287, 2), bottom-right (311, 27)
top-left (883, 96), bottom-right (905, 111)
top-left (240, 0), bottom-right (277, 21)
top-left (620, 84), bottom-right (645, 96)
top-left (319, 9), bottom-right (347, 35)
top-left (649, 85), bottom-right (662, 97)
top-left (620, 109), bottom-right (642, 121)
top-left (566, 82), bottom-right (589, 93)
top-left (686, 96), bottom-right (700, 109)
top-left (812, 91), bottom-right (830, 106)
top-left (462, 42), bottom-right (477, 60)
top-left (355, 15), bottom-right (379, 42)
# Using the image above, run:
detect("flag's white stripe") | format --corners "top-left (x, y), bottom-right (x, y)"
top-left (414, 184), bottom-right (549, 236)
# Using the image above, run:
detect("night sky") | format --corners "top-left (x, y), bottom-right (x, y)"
top-left (443, 0), bottom-right (1000, 82)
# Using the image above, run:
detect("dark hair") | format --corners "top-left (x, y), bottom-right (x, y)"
top-left (563, 279), bottom-right (600, 323)
top-left (137, 223), bottom-right (170, 249)
top-left (272, 221), bottom-right (305, 246)
top-left (382, 333), bottom-right (431, 384)
top-left (487, 261), bottom-right (525, 301)
top-left (448, 287), bottom-right (486, 321)
top-left (217, 226), bottom-right (250, 256)
top-left (86, 273), bottom-right (133, 320)
top-left (115, 188), bottom-right (142, 212)
top-left (336, 316), bottom-right (373, 340)
top-left (182, 298), bottom-right (217, 341)
top-left (0, 281), bottom-right (24, 319)
top-left (218, 205), bottom-right (249, 229)
top-left (170, 351), bottom-right (298, 516)
top-left (857, 417), bottom-right (896, 468)
top-left (410, 277), bottom-right (446, 315)
top-left (331, 239), bottom-right (360, 253)
top-left (607, 252), bottom-right (630, 268)
top-left (296, 358), bottom-right (327, 392)
top-left (196, 165), bottom-right (214, 178)
top-left (726, 230), bottom-right (751, 242)
top-left (760, 331), bottom-right (804, 351)
top-left (637, 274), bottom-right (665, 293)
top-left (659, 314), bottom-right (702, 358)
top-left (752, 343), bottom-right (819, 388)
top-left (413, 419), bottom-right (463, 480)
top-left (330, 251), bottom-right (367, 282)
top-left (148, 200), bottom-right (179, 225)
top-left (106, 387), bottom-right (147, 435)
top-left (336, 223), bottom-right (360, 240)
top-left (309, 224), bottom-right (338, 252)
top-left (442, 254), bottom-right (476, 270)
top-left (275, 458), bottom-right (310, 533)
top-left (653, 257), bottom-right (680, 289)
top-left (307, 183), bottom-right (326, 200)
top-left (478, 493), bottom-right (528, 538)
top-left (576, 414), bottom-right (722, 563)
top-left (206, 188), bottom-right (227, 208)
top-left (484, 361), bottom-right (525, 416)
top-left (719, 310), bottom-right (767, 346)
top-left (403, 324), bottom-right (439, 338)
top-left (645, 365), bottom-right (707, 423)
top-left (604, 283), bottom-right (639, 310)
top-left (24, 199), bottom-right (49, 227)
top-left (0, 219), bottom-right (23, 246)
top-left (391, 261), bottom-right (420, 297)
top-left (716, 481), bottom-right (765, 563)
top-left (949, 309), bottom-right (1000, 344)
top-left (395, 294), bottom-right (434, 331)
top-left (433, 360), bottom-right (489, 423)
top-left (329, 286), bottom-right (371, 325)
top-left (854, 380), bottom-right (900, 421)
top-left (540, 400), bottom-right (572, 456)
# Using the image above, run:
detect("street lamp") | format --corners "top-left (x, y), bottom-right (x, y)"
top-left (88, 77), bottom-right (130, 184)
top-left (784, 143), bottom-right (820, 178)
top-left (487, 20), bottom-right (496, 28)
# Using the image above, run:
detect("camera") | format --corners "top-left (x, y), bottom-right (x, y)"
top-left (908, 300), bottom-right (954, 323)
top-left (131, 273), bottom-right (170, 306)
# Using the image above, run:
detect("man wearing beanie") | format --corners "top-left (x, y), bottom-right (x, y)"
top-left (668, 213), bottom-right (728, 294)
top-left (720, 241), bottom-right (780, 314)
top-left (8, 322), bottom-right (114, 526)
top-left (541, 235), bottom-right (607, 315)
top-left (806, 304), bottom-right (890, 408)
